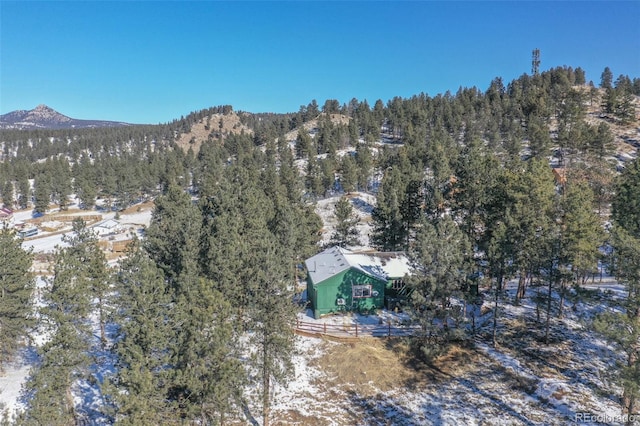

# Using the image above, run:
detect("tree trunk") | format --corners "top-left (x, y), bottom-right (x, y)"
top-left (263, 343), bottom-right (270, 426)
top-left (492, 273), bottom-right (502, 348)
top-left (623, 350), bottom-right (638, 425)
top-left (472, 307), bottom-right (476, 336)
top-left (99, 296), bottom-right (106, 350)
top-left (516, 274), bottom-right (525, 304)
top-left (545, 267), bottom-right (553, 345)
top-left (558, 279), bottom-right (565, 319)
top-left (624, 306), bottom-right (640, 423)
top-left (66, 385), bottom-right (76, 423)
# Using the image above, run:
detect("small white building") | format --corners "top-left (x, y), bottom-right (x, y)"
top-left (93, 218), bottom-right (121, 236)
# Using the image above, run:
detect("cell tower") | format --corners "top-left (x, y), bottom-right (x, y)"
top-left (532, 49), bottom-right (540, 75)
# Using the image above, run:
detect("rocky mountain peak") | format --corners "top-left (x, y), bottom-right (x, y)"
top-left (28, 105), bottom-right (72, 123)
top-left (0, 105), bottom-right (131, 130)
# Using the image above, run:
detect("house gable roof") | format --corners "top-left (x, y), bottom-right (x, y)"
top-left (305, 246), bottom-right (352, 285)
top-left (305, 246), bottom-right (411, 285)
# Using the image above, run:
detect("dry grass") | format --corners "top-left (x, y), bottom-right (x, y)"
top-left (175, 112), bottom-right (253, 153)
top-left (313, 338), bottom-right (406, 395)
top-left (274, 410), bottom-right (333, 426)
top-left (313, 338), bottom-right (477, 397)
top-left (428, 343), bottom-right (478, 376)
top-left (581, 87), bottom-right (640, 154)
top-left (283, 113), bottom-right (351, 142)
top-left (314, 338), bottom-right (414, 396)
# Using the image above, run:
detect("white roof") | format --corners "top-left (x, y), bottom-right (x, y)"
top-left (94, 218), bottom-right (120, 229)
top-left (305, 246), bottom-right (411, 285)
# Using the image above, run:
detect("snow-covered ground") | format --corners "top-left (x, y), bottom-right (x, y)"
top-left (262, 278), bottom-right (630, 425)
top-left (0, 202), bottom-right (154, 421)
top-left (0, 349), bottom-right (33, 418)
top-left (315, 191), bottom-right (376, 250)
top-left (2, 196), bottom-right (633, 425)
top-left (13, 201), bottom-right (151, 256)
top-left (276, 192), bottom-right (631, 426)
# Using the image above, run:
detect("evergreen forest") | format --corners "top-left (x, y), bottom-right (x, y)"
top-left (1, 65), bottom-right (639, 424)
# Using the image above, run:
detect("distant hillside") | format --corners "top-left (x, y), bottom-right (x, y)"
top-left (0, 104), bottom-right (132, 130)
top-left (175, 111), bottom-right (253, 153)
top-left (283, 113), bottom-right (351, 142)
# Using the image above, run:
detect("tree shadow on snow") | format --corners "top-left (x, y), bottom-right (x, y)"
top-left (349, 197), bottom-right (374, 215)
top-left (387, 339), bottom-right (552, 425)
top-left (347, 389), bottom-right (441, 426)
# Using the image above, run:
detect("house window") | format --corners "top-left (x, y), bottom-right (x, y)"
top-left (353, 285), bottom-right (372, 298)
top-left (392, 280), bottom-right (404, 290)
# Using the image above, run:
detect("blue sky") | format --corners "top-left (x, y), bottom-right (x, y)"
top-left (1, 1), bottom-right (639, 124)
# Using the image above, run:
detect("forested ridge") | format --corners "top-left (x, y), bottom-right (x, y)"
top-left (1, 65), bottom-right (640, 424)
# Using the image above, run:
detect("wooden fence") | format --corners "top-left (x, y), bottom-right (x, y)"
top-left (294, 318), bottom-right (419, 340)
top-left (98, 239), bottom-right (134, 253)
top-left (29, 214), bottom-right (102, 225)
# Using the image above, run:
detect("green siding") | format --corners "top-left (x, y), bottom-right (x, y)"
top-left (308, 268), bottom-right (386, 318)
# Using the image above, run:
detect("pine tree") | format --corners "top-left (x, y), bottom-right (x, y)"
top-left (269, 190), bottom-right (322, 267)
top-left (588, 122), bottom-right (615, 159)
top-left (247, 234), bottom-right (297, 426)
top-left (512, 160), bottom-right (557, 303)
top-left (20, 221), bottom-right (100, 424)
top-left (304, 156), bottom-right (324, 199)
top-left (355, 142), bottom-right (373, 191)
top-left (106, 245), bottom-right (176, 424)
top-left (561, 181), bottom-right (605, 287)
top-left (0, 228), bottom-right (34, 365)
top-left (320, 157), bottom-right (336, 196)
top-left (600, 66), bottom-right (613, 89)
top-left (75, 175), bottom-right (98, 210)
top-left (612, 158), bottom-right (640, 237)
top-left (201, 198), bottom-right (251, 318)
top-left (594, 158), bottom-right (640, 419)
top-left (144, 185), bottom-right (202, 287)
top-left (371, 167), bottom-right (407, 251)
top-left (17, 179), bottom-right (30, 209)
top-left (407, 216), bottom-right (471, 359)
top-left (330, 196), bottom-right (360, 248)
top-left (527, 115), bottom-right (552, 159)
top-left (339, 154), bottom-right (358, 194)
top-left (486, 219), bottom-right (514, 346)
top-left (295, 129), bottom-right (313, 159)
top-left (166, 192), bottom-right (244, 423)
top-left (594, 227), bottom-right (640, 420)
top-left (50, 158), bottom-right (72, 211)
top-left (200, 167), bottom-right (270, 321)
top-left (170, 273), bottom-right (244, 423)
top-left (1, 181), bottom-right (13, 207)
top-left (33, 173), bottom-right (50, 215)
top-left (130, 176), bottom-right (248, 423)
top-left (423, 137), bottom-right (456, 219)
top-left (198, 161), bottom-right (311, 425)
top-left (615, 90), bottom-right (637, 124)
top-left (452, 139), bottom-right (500, 254)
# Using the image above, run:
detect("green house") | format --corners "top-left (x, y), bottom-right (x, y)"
top-left (304, 246), bottom-right (411, 318)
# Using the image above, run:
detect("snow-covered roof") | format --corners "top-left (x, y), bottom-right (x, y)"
top-left (305, 246), bottom-right (411, 285)
top-left (94, 218), bottom-right (119, 229)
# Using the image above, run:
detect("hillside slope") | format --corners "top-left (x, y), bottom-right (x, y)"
top-left (174, 112), bottom-right (253, 153)
top-left (0, 105), bottom-right (131, 130)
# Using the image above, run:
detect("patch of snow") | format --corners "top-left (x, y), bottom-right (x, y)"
top-left (315, 192), bottom-right (375, 250)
